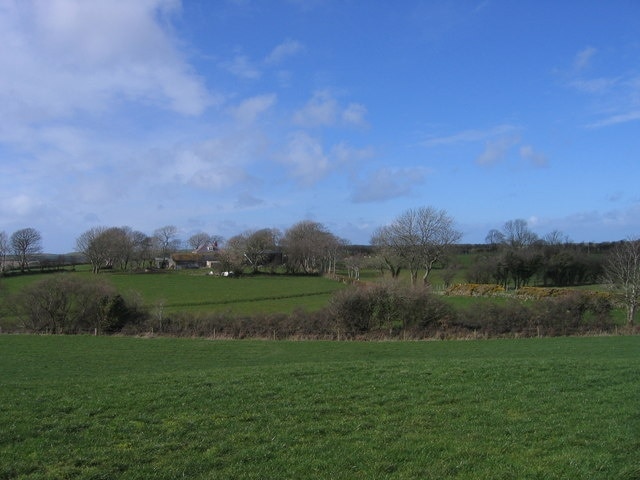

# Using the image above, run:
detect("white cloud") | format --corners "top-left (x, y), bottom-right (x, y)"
top-left (264, 39), bottom-right (304, 65)
top-left (235, 192), bottom-right (264, 208)
top-left (421, 124), bottom-right (518, 147)
top-left (342, 103), bottom-right (368, 127)
top-left (0, 193), bottom-right (44, 216)
top-left (280, 131), bottom-right (330, 184)
top-left (351, 167), bottom-right (429, 203)
top-left (230, 94), bottom-right (277, 124)
top-left (293, 90), bottom-right (368, 128)
top-left (475, 136), bottom-right (519, 166)
top-left (564, 48), bottom-right (640, 129)
top-left (569, 77), bottom-right (618, 94)
top-left (573, 46), bottom-right (597, 71)
top-left (293, 90), bottom-right (339, 127)
top-left (331, 142), bottom-right (375, 166)
top-left (169, 147), bottom-right (249, 191)
top-left (519, 145), bottom-right (548, 167)
top-left (224, 54), bottom-right (262, 79)
top-left (586, 110), bottom-right (640, 128)
top-left (0, 0), bottom-right (213, 125)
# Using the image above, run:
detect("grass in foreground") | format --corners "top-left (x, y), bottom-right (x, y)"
top-left (1, 336), bottom-right (639, 479)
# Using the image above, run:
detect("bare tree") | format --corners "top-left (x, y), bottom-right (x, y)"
top-left (11, 228), bottom-right (43, 272)
top-left (0, 231), bottom-right (8, 272)
top-left (502, 219), bottom-right (538, 248)
top-left (281, 221), bottom-right (340, 274)
top-left (188, 232), bottom-right (213, 252)
top-left (604, 238), bottom-right (640, 326)
top-left (131, 231), bottom-right (153, 269)
top-left (371, 227), bottom-right (403, 278)
top-left (238, 228), bottom-right (281, 272)
top-left (374, 207), bottom-right (461, 285)
top-left (153, 225), bottom-right (181, 265)
top-left (76, 227), bottom-right (108, 273)
top-left (543, 230), bottom-right (570, 246)
top-left (485, 229), bottom-right (505, 248)
top-left (102, 227), bottom-right (129, 270)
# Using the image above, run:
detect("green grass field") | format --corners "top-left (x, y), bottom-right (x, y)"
top-left (105, 271), bottom-right (347, 314)
top-left (0, 269), bottom-right (347, 319)
top-left (1, 335), bottom-right (638, 479)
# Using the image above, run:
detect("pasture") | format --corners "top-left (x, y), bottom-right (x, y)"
top-left (1, 335), bottom-right (638, 479)
top-left (0, 270), bottom-right (347, 329)
top-left (104, 271), bottom-right (347, 314)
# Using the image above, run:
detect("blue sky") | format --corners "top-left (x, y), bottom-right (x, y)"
top-left (1, 0), bottom-right (639, 252)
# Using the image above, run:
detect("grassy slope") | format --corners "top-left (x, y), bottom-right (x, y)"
top-left (1, 336), bottom-right (638, 479)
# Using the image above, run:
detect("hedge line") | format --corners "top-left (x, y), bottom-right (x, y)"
top-left (4, 277), bottom-right (632, 339)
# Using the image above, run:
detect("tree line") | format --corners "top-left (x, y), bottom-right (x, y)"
top-left (2, 206), bottom-right (639, 326)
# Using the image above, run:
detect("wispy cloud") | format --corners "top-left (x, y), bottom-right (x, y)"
top-left (332, 142), bottom-right (375, 166)
top-left (235, 192), bottom-right (264, 208)
top-left (586, 110), bottom-right (640, 129)
top-left (229, 94), bottom-right (277, 124)
top-left (342, 103), bottom-right (368, 128)
top-left (569, 77), bottom-right (618, 94)
top-left (519, 145), bottom-right (548, 167)
top-left (351, 167), bottom-right (430, 203)
top-left (565, 47), bottom-right (640, 129)
top-left (279, 131), bottom-right (330, 185)
top-left (421, 124), bottom-right (518, 147)
top-left (223, 54), bottom-right (262, 79)
top-left (293, 90), bottom-right (338, 126)
top-left (475, 136), bottom-right (520, 166)
top-left (293, 90), bottom-right (368, 128)
top-left (423, 124), bottom-right (547, 168)
top-left (573, 46), bottom-right (597, 71)
top-left (264, 39), bottom-right (304, 65)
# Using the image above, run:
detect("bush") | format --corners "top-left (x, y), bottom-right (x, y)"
top-left (445, 283), bottom-right (505, 297)
top-left (11, 274), bottom-right (147, 334)
top-left (328, 282), bottom-right (454, 338)
top-left (455, 291), bottom-right (615, 337)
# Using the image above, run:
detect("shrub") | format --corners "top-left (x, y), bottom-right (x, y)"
top-left (11, 274), bottom-right (147, 334)
top-left (456, 291), bottom-right (615, 337)
top-left (445, 283), bottom-right (505, 297)
top-left (327, 282), bottom-right (454, 337)
top-left (456, 299), bottom-right (531, 336)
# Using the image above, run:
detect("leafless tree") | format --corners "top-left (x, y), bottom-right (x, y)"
top-left (281, 221), bottom-right (341, 274)
top-left (188, 232), bottom-right (214, 251)
top-left (371, 227), bottom-right (403, 278)
top-left (11, 228), bottom-right (42, 272)
top-left (502, 219), bottom-right (539, 248)
top-left (0, 231), bottom-right (8, 272)
top-left (543, 230), bottom-right (570, 246)
top-left (485, 229), bottom-right (505, 248)
top-left (227, 228), bottom-right (281, 272)
top-left (373, 207), bottom-right (461, 285)
top-left (153, 225), bottom-right (181, 264)
top-left (76, 227), bottom-right (110, 273)
top-left (604, 238), bottom-right (640, 326)
top-left (129, 230), bottom-right (153, 269)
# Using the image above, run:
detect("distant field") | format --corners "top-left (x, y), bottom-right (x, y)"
top-left (105, 271), bottom-right (347, 314)
top-left (0, 269), bottom-right (347, 317)
top-left (1, 335), bottom-right (638, 479)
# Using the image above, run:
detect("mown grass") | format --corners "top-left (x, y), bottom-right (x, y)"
top-left (1, 335), bottom-right (638, 479)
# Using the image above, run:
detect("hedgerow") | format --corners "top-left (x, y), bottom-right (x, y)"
top-left (5, 277), bottom-right (623, 339)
